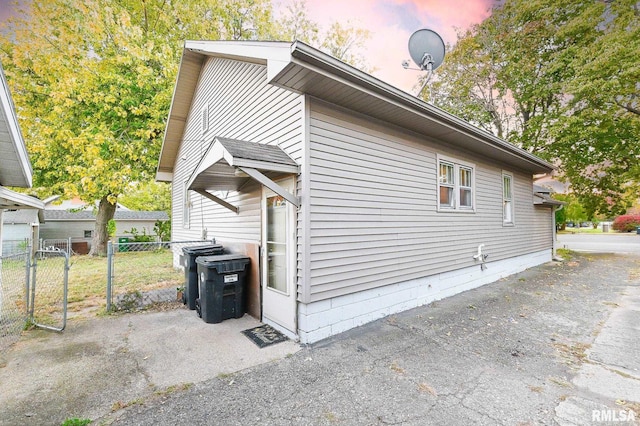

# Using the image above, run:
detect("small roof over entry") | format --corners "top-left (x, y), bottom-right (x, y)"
top-left (187, 137), bottom-right (299, 213)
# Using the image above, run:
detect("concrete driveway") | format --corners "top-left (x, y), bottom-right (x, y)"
top-left (558, 233), bottom-right (640, 254)
top-left (0, 310), bottom-right (300, 425)
top-left (106, 253), bottom-right (639, 426)
top-left (1, 253), bottom-right (638, 425)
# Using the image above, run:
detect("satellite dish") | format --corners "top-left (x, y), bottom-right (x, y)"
top-left (403, 28), bottom-right (446, 99)
top-left (408, 29), bottom-right (446, 71)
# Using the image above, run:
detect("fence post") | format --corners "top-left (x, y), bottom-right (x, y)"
top-left (67, 237), bottom-right (72, 255)
top-left (29, 247), bottom-right (37, 321)
top-left (24, 244), bottom-right (32, 317)
top-left (106, 240), bottom-right (113, 312)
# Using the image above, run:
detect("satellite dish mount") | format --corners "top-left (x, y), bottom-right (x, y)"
top-left (403, 28), bottom-right (446, 99)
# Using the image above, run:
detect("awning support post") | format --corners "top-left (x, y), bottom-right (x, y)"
top-left (238, 167), bottom-right (300, 207)
top-left (194, 189), bottom-right (239, 214)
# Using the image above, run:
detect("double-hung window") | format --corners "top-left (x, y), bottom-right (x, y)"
top-left (437, 156), bottom-right (475, 211)
top-left (503, 172), bottom-right (514, 224)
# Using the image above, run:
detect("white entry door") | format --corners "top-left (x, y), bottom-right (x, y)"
top-left (262, 177), bottom-right (297, 336)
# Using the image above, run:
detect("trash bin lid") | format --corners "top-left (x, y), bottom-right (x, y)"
top-left (182, 244), bottom-right (224, 255)
top-left (196, 254), bottom-right (251, 273)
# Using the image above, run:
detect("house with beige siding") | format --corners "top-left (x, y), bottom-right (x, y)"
top-left (157, 40), bottom-right (559, 343)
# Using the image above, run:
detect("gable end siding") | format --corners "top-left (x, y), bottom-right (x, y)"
top-left (171, 57), bottom-right (304, 244)
top-left (307, 99), bottom-right (551, 303)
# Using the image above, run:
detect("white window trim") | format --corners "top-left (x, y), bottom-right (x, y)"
top-left (436, 154), bottom-right (476, 213)
top-left (502, 171), bottom-right (515, 226)
top-left (183, 181), bottom-right (191, 229)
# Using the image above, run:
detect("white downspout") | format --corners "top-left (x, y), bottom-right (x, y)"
top-left (553, 204), bottom-right (564, 259)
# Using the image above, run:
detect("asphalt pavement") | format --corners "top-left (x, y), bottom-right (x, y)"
top-left (105, 253), bottom-right (640, 426)
top-left (1, 251), bottom-right (638, 425)
top-left (558, 232), bottom-right (640, 254)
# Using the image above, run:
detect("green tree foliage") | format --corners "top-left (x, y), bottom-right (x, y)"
top-left (276, 0), bottom-right (320, 44)
top-left (429, 0), bottom-right (640, 217)
top-left (553, 193), bottom-right (588, 225)
top-left (552, 0), bottom-right (640, 217)
top-left (320, 21), bottom-right (374, 72)
top-left (0, 0), bottom-right (372, 255)
top-left (119, 181), bottom-right (171, 215)
top-left (0, 0), bottom-right (277, 255)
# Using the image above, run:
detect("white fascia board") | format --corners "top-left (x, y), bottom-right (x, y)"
top-left (184, 40), bottom-right (293, 83)
top-left (186, 141), bottom-right (227, 190)
top-left (232, 158), bottom-right (299, 174)
top-left (0, 186), bottom-right (44, 209)
top-left (0, 64), bottom-right (32, 187)
top-left (155, 171), bottom-right (173, 182)
top-left (288, 41), bottom-right (554, 174)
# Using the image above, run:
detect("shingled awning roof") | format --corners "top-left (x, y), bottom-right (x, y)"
top-left (187, 137), bottom-right (299, 210)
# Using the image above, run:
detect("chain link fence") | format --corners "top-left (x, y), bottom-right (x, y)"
top-left (1, 239), bottom-right (30, 257)
top-left (0, 251), bottom-right (29, 354)
top-left (107, 240), bottom-right (211, 312)
top-left (40, 238), bottom-right (72, 255)
top-left (29, 249), bottom-right (69, 332)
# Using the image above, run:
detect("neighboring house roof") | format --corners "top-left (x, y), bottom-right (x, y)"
top-left (534, 176), bottom-right (570, 194)
top-left (0, 187), bottom-right (44, 210)
top-left (43, 210), bottom-right (169, 221)
top-left (0, 62), bottom-right (32, 188)
top-left (44, 196), bottom-right (131, 211)
top-left (0, 63), bottom-right (44, 210)
top-left (157, 40), bottom-right (554, 181)
top-left (2, 208), bottom-right (40, 224)
top-left (533, 184), bottom-right (564, 207)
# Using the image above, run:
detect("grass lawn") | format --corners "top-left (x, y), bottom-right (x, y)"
top-left (557, 227), bottom-right (630, 234)
top-left (68, 249), bottom-right (183, 316)
top-left (2, 249), bottom-right (184, 323)
top-left (559, 228), bottom-right (603, 234)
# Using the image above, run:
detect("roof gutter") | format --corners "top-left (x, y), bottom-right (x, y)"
top-left (288, 41), bottom-right (554, 173)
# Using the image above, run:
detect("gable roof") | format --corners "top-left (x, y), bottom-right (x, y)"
top-left (188, 137), bottom-right (299, 192)
top-left (157, 40), bottom-right (554, 181)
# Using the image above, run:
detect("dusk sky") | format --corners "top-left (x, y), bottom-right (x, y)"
top-left (0, 0), bottom-right (497, 92)
top-left (288, 0), bottom-right (497, 92)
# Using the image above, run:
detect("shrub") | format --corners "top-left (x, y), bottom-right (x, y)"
top-left (612, 215), bottom-right (640, 232)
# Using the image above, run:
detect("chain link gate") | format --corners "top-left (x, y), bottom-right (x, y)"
top-left (0, 251), bottom-right (30, 353)
top-left (28, 249), bottom-right (69, 332)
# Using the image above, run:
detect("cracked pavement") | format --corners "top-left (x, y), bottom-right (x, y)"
top-left (102, 253), bottom-right (640, 426)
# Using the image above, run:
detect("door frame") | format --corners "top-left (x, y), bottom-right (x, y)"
top-left (261, 176), bottom-right (297, 338)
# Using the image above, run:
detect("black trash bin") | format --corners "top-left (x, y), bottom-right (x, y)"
top-left (182, 244), bottom-right (224, 310)
top-left (195, 254), bottom-right (250, 324)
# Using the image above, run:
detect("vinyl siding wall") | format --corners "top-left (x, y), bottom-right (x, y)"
top-left (305, 99), bottom-right (552, 303)
top-left (171, 57), bottom-right (303, 244)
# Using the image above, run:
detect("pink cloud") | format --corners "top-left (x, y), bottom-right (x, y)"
top-left (295, 0), bottom-right (497, 92)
